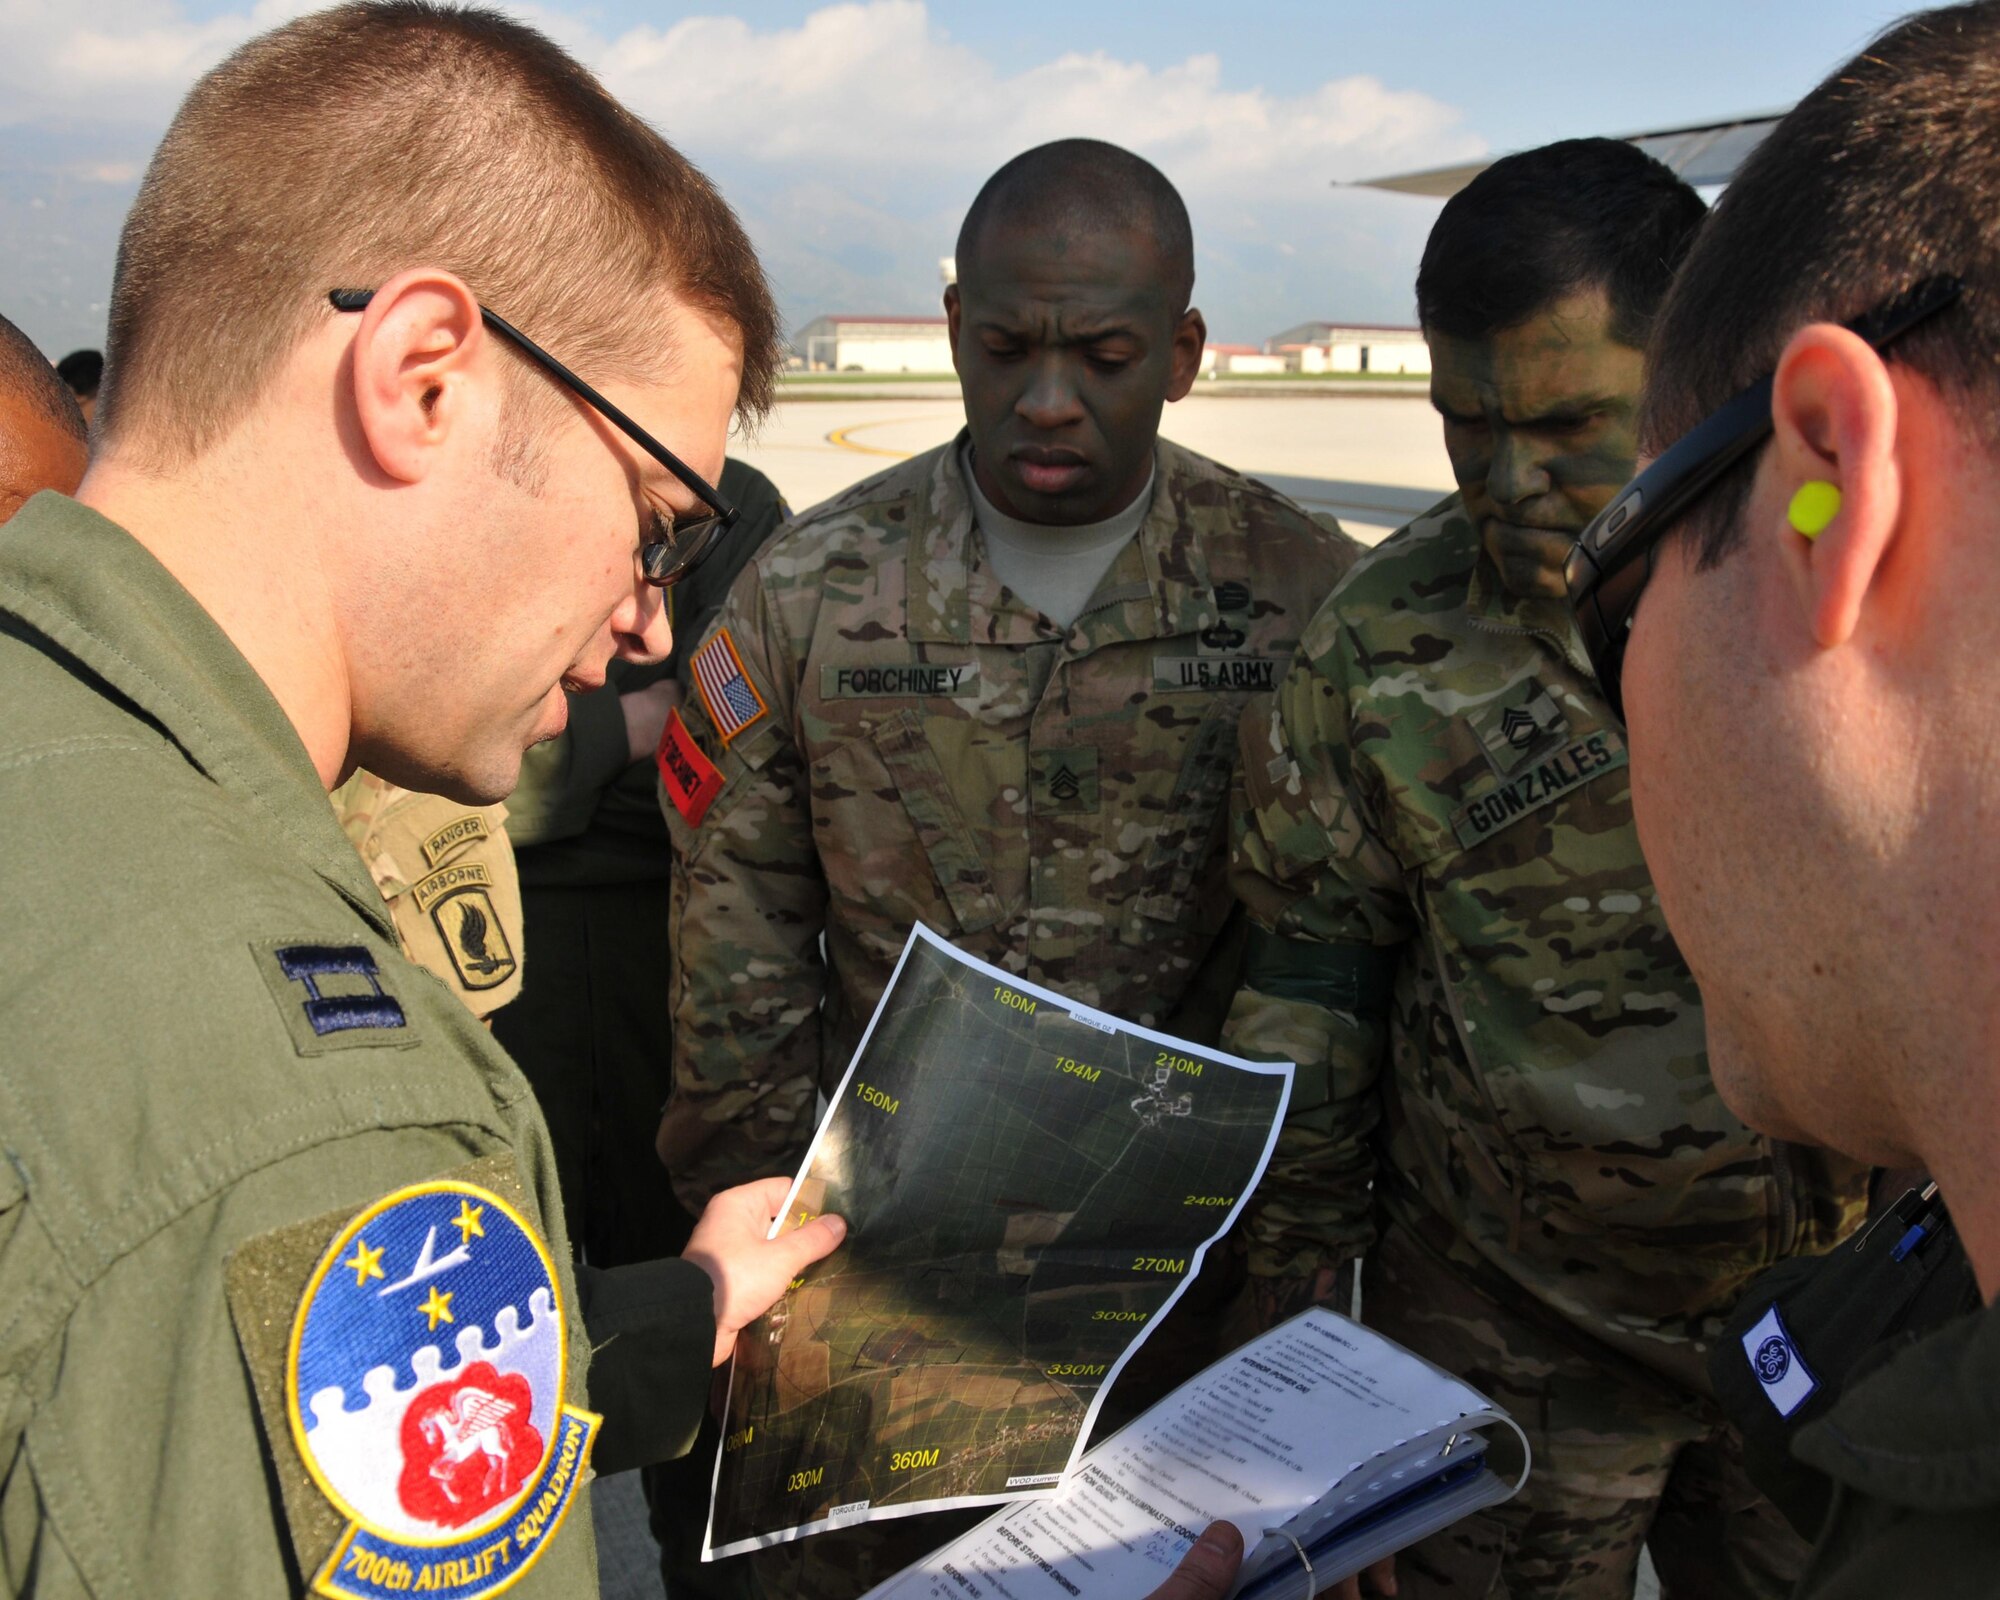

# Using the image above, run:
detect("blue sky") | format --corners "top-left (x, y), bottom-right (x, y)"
top-left (0, 0), bottom-right (1905, 357)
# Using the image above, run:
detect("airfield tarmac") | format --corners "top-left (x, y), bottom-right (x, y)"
top-left (731, 380), bottom-right (1458, 544)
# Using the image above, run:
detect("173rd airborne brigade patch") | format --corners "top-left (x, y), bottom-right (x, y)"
top-left (249, 1174), bottom-right (599, 1597)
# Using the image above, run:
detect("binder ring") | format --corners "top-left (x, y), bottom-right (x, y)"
top-left (1263, 1527), bottom-right (1314, 1585)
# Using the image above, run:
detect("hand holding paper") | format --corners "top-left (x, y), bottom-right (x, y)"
top-left (704, 927), bottom-right (1296, 1558)
top-left (865, 1310), bottom-right (1527, 1600)
top-left (684, 1176), bottom-right (849, 1367)
top-left (1141, 1522), bottom-right (1243, 1600)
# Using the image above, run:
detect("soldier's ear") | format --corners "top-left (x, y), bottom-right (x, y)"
top-left (1767, 322), bottom-right (1903, 649)
top-left (345, 269), bottom-right (489, 485)
top-left (944, 284), bottom-right (964, 376)
top-left (1166, 307), bottom-right (1206, 404)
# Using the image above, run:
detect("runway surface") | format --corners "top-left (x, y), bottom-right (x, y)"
top-left (732, 386), bottom-right (1458, 544)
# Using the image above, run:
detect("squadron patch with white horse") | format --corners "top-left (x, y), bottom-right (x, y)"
top-left (286, 1180), bottom-right (599, 1598)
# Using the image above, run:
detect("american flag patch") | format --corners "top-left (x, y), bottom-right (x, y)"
top-left (690, 627), bottom-right (767, 744)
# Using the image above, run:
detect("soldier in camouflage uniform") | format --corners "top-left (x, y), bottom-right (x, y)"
top-left (663, 140), bottom-right (1359, 1598)
top-left (1226, 141), bottom-right (1869, 1598)
top-left (332, 770), bottom-right (525, 1019)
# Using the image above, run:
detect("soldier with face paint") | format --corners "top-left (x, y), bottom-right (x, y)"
top-left (1225, 139), bottom-right (1869, 1598)
top-left (659, 139), bottom-right (1360, 1599)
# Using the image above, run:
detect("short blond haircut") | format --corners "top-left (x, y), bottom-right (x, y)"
top-left (100, 1), bottom-right (780, 463)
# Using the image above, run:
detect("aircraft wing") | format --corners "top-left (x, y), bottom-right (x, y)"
top-left (1348, 111), bottom-right (1788, 198)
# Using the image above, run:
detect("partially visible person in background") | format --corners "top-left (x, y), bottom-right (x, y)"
top-left (498, 456), bottom-right (790, 1267)
top-left (496, 454), bottom-right (787, 1594)
top-left (332, 768), bottom-right (526, 1020)
top-left (55, 347), bottom-right (102, 426)
top-left (1, 314), bottom-right (86, 516)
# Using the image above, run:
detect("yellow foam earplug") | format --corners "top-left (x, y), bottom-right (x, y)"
top-left (1788, 480), bottom-right (1842, 539)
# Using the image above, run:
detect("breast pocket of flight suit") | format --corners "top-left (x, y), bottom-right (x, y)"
top-left (810, 707), bottom-right (1004, 949)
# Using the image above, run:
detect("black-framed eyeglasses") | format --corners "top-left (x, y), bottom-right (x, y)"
top-left (328, 287), bottom-right (736, 588)
top-left (1564, 273), bottom-right (1963, 724)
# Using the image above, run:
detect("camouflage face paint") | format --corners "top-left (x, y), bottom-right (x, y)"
top-left (1427, 288), bottom-right (1645, 600)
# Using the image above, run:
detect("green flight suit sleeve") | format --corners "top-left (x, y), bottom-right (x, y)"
top-left (0, 1127), bottom-right (606, 1599)
top-left (659, 562), bottom-right (827, 1216)
top-left (1223, 646), bottom-right (1417, 1292)
top-left (573, 1256), bottom-right (716, 1475)
top-left (0, 1129), bottom-right (720, 1596)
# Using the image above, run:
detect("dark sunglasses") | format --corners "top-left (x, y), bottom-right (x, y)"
top-left (1564, 273), bottom-right (1963, 723)
top-left (328, 287), bottom-right (737, 588)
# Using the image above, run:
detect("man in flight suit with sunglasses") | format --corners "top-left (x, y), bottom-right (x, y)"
top-left (1574, 6), bottom-right (2000, 1591)
top-left (1225, 139), bottom-right (1869, 1598)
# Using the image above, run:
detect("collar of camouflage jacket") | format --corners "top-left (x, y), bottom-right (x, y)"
top-left (0, 491), bottom-right (394, 937)
top-left (908, 429), bottom-right (1220, 650)
top-left (1459, 496), bottom-right (1594, 676)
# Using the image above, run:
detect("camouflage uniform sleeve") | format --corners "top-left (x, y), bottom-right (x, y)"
top-left (1223, 640), bottom-right (1416, 1296)
top-left (658, 559), bottom-right (826, 1215)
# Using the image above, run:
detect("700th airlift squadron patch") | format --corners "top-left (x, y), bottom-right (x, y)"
top-left (284, 1180), bottom-right (599, 1598)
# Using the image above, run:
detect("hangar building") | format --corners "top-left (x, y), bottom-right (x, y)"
top-left (796, 314), bottom-right (954, 374)
top-left (1264, 321), bottom-right (1431, 375)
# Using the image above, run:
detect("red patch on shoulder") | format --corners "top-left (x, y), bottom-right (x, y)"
top-left (657, 707), bottom-right (725, 827)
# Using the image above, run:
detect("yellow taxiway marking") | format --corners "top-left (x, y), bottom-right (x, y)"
top-left (824, 418), bottom-right (916, 456)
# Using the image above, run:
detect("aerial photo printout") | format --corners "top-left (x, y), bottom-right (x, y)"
top-left (704, 926), bottom-right (1295, 1558)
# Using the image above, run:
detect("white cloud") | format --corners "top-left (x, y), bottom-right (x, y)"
top-left (590, 1), bottom-right (1478, 334)
top-left (0, 0), bottom-right (1477, 345)
top-left (0, 0), bottom-right (1477, 195)
top-left (0, 0), bottom-right (318, 125)
top-left (597, 1), bottom-right (1478, 200)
